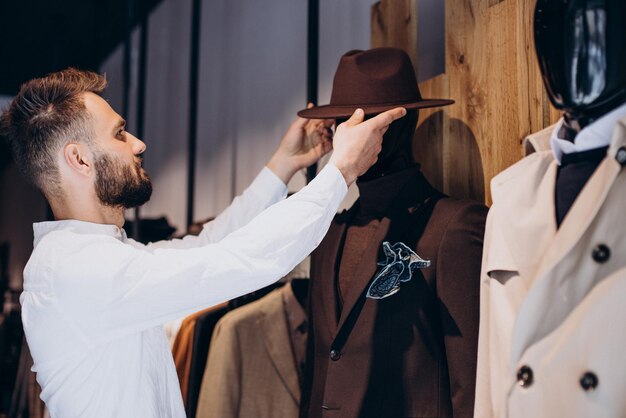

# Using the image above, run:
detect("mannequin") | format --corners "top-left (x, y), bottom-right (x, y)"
top-left (474, 2), bottom-right (626, 416)
top-left (299, 48), bottom-right (487, 418)
top-left (330, 111), bottom-right (439, 313)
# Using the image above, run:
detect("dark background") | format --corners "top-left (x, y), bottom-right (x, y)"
top-left (0, 0), bottom-right (164, 95)
top-left (0, 0), bottom-right (165, 174)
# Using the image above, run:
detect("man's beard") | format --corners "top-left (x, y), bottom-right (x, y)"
top-left (94, 153), bottom-right (153, 209)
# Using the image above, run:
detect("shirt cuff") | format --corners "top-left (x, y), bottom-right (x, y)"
top-left (306, 163), bottom-right (348, 209)
top-left (250, 167), bottom-right (289, 202)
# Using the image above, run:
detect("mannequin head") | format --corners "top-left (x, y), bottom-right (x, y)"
top-left (336, 110), bottom-right (419, 181)
top-left (534, 0), bottom-right (626, 138)
top-left (299, 48), bottom-right (452, 178)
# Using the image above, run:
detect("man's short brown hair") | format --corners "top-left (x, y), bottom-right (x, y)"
top-left (0, 68), bottom-right (108, 197)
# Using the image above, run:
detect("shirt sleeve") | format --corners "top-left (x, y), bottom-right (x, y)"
top-left (135, 167), bottom-right (288, 250)
top-left (50, 164), bottom-right (346, 344)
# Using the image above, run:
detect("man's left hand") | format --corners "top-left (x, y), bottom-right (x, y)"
top-left (267, 104), bottom-right (334, 184)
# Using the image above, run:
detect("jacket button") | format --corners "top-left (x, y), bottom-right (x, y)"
top-left (517, 365), bottom-right (533, 388)
top-left (580, 372), bottom-right (599, 392)
top-left (330, 349), bottom-right (341, 361)
top-left (616, 147), bottom-right (626, 166)
top-left (592, 244), bottom-right (611, 263)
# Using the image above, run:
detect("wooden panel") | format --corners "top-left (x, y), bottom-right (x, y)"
top-left (414, 75), bottom-right (448, 192)
top-left (371, 0), bottom-right (419, 75)
top-left (371, 0), bottom-right (448, 191)
top-left (372, 0), bottom-right (562, 204)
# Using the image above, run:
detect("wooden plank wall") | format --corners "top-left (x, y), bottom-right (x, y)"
top-left (372, 0), bottom-right (561, 204)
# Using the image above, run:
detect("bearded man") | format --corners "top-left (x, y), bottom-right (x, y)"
top-left (0, 68), bottom-right (405, 417)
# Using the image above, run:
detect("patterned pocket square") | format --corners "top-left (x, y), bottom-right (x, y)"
top-left (366, 241), bottom-right (430, 300)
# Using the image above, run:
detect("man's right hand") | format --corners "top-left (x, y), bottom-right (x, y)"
top-left (329, 107), bottom-right (407, 185)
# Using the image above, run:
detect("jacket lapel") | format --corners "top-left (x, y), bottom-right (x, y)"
top-left (258, 289), bottom-right (300, 404)
top-left (316, 213), bottom-right (350, 335)
top-left (334, 217), bottom-right (391, 334)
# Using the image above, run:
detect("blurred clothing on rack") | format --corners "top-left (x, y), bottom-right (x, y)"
top-left (196, 282), bottom-right (306, 418)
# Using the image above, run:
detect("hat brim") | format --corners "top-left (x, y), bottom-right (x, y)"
top-left (297, 99), bottom-right (454, 119)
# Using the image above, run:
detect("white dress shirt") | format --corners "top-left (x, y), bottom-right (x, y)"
top-left (20, 164), bottom-right (347, 418)
top-left (551, 102), bottom-right (626, 164)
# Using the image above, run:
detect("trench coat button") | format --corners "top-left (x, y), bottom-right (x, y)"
top-left (517, 365), bottom-right (533, 388)
top-left (330, 349), bottom-right (341, 361)
top-left (592, 244), bottom-right (610, 263)
top-left (580, 372), bottom-right (599, 392)
top-left (616, 147), bottom-right (626, 166)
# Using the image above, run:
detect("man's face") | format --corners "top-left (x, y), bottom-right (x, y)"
top-left (83, 93), bottom-right (152, 208)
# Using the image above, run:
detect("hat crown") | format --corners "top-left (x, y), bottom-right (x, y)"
top-left (330, 48), bottom-right (421, 106)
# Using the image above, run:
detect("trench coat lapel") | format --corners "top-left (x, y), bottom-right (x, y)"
top-left (491, 156), bottom-right (558, 282)
top-left (510, 119), bottom-right (626, 362)
top-left (258, 289), bottom-right (300, 403)
top-left (534, 154), bottom-right (621, 285)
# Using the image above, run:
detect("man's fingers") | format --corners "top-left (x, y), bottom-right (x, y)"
top-left (294, 116), bottom-right (309, 129)
top-left (366, 107), bottom-right (407, 130)
top-left (294, 103), bottom-right (316, 129)
top-left (343, 108), bottom-right (365, 127)
top-left (310, 136), bottom-right (333, 158)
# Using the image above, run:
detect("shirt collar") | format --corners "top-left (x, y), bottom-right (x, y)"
top-left (33, 220), bottom-right (126, 247)
top-left (551, 102), bottom-right (626, 165)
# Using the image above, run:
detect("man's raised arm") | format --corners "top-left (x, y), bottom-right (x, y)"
top-left (44, 107), bottom-right (407, 342)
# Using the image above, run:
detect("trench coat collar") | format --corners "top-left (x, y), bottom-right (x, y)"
top-left (532, 121), bottom-right (626, 285)
top-left (487, 116), bottom-right (626, 365)
top-left (257, 287), bottom-right (300, 404)
top-left (510, 117), bottom-right (626, 362)
top-left (488, 117), bottom-right (626, 279)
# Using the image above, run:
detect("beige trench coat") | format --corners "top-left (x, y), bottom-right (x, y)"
top-left (475, 117), bottom-right (626, 418)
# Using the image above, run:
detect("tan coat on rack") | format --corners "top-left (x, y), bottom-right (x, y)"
top-left (475, 117), bottom-right (626, 417)
top-left (196, 287), bottom-right (301, 418)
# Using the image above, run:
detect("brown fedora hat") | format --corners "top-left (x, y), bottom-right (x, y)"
top-left (298, 47), bottom-right (454, 119)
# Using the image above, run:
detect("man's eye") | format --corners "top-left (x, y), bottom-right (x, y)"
top-left (117, 130), bottom-right (126, 140)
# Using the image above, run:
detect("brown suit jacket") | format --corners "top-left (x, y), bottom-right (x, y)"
top-left (301, 168), bottom-right (487, 418)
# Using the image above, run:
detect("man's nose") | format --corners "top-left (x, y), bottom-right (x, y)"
top-left (128, 133), bottom-right (147, 155)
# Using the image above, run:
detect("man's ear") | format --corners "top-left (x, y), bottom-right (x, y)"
top-left (62, 143), bottom-right (93, 177)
